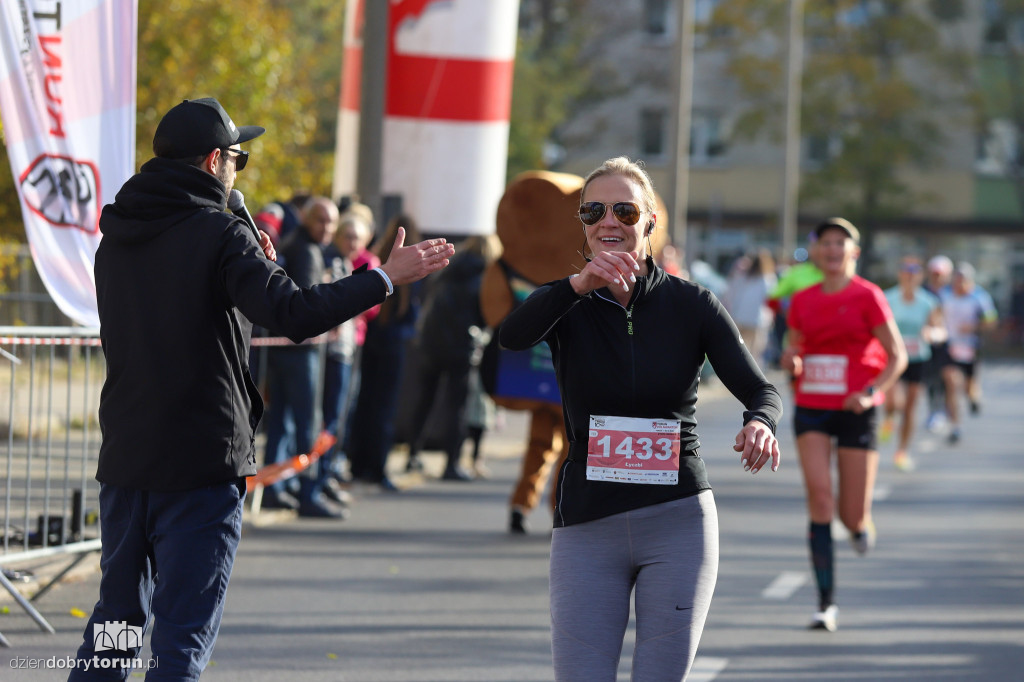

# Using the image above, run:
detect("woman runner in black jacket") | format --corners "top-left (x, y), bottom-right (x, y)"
top-left (500, 156), bottom-right (783, 682)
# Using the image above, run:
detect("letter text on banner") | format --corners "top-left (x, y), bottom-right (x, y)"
top-left (0, 0), bottom-right (138, 326)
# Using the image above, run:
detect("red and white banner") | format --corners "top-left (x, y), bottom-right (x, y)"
top-left (334, 0), bottom-right (520, 236)
top-left (0, 0), bottom-right (137, 327)
top-left (332, 0), bottom-right (364, 202)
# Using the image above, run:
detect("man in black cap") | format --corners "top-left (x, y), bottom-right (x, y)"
top-left (68, 98), bottom-right (453, 681)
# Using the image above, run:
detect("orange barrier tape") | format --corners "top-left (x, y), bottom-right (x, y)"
top-left (245, 431), bottom-right (337, 493)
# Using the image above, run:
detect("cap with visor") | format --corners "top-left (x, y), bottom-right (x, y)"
top-left (153, 98), bottom-right (264, 159)
top-left (812, 217), bottom-right (860, 244)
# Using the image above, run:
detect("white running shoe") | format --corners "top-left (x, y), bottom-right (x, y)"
top-left (894, 451), bottom-right (915, 472)
top-left (810, 604), bottom-right (839, 632)
top-left (926, 411), bottom-right (947, 433)
top-left (850, 520), bottom-right (876, 556)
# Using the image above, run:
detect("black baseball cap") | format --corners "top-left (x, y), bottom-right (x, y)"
top-left (153, 98), bottom-right (265, 159)
top-left (813, 217), bottom-right (860, 244)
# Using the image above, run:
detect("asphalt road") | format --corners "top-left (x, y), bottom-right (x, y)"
top-left (3, 362), bottom-right (1023, 681)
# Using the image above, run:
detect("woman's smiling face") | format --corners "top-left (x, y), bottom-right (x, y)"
top-left (581, 173), bottom-right (652, 264)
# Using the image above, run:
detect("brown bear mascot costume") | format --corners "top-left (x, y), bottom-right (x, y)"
top-left (480, 170), bottom-right (667, 533)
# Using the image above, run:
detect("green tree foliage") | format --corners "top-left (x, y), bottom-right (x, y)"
top-left (0, 123), bottom-right (22, 242)
top-left (707, 0), bottom-right (975, 237)
top-left (137, 0), bottom-right (345, 206)
top-left (0, 0), bottom-right (346, 246)
top-left (508, 0), bottom-right (593, 177)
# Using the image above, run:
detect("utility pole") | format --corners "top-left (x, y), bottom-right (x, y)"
top-left (669, 0), bottom-right (695, 257)
top-left (357, 1), bottom-right (389, 231)
top-left (780, 0), bottom-right (805, 260)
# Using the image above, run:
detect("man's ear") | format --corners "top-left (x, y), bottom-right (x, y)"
top-left (205, 148), bottom-right (222, 175)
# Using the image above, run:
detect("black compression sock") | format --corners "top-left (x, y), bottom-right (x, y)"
top-left (809, 521), bottom-right (834, 610)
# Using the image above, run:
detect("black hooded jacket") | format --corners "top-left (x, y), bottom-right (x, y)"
top-left (94, 158), bottom-right (388, 490)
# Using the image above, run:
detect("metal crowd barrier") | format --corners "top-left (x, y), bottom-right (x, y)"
top-left (0, 326), bottom-right (104, 646)
top-left (0, 328), bottom-right (333, 644)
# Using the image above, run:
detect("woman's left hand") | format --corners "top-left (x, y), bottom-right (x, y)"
top-left (733, 420), bottom-right (780, 473)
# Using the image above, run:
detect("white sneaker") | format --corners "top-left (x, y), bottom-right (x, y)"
top-left (926, 411), bottom-right (946, 433)
top-left (810, 604), bottom-right (839, 632)
top-left (850, 520), bottom-right (876, 556)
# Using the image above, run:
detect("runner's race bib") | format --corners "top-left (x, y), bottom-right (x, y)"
top-left (903, 337), bottom-right (922, 358)
top-left (949, 341), bottom-right (976, 363)
top-left (801, 354), bottom-right (848, 395)
top-left (586, 416), bottom-right (681, 485)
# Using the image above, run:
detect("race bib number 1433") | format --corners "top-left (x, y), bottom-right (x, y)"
top-left (586, 416), bottom-right (681, 485)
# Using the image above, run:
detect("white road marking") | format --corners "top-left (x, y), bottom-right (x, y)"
top-left (874, 484), bottom-right (892, 501)
top-left (689, 656), bottom-right (729, 681)
top-left (762, 570), bottom-right (808, 600)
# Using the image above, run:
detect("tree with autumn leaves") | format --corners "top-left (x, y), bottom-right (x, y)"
top-left (0, 0), bottom-right (345, 244)
top-left (0, 0), bottom-right (1016, 251)
top-left (705, 0), bottom-right (979, 255)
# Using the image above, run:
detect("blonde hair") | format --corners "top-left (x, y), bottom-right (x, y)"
top-left (457, 234), bottom-right (503, 264)
top-left (581, 157), bottom-right (657, 213)
top-left (342, 201), bottom-right (375, 236)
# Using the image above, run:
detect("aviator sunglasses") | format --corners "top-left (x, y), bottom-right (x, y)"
top-left (578, 201), bottom-right (642, 226)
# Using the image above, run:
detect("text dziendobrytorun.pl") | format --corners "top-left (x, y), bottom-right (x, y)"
top-left (9, 655), bottom-right (158, 671)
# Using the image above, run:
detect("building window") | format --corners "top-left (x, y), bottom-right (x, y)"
top-left (695, 0), bottom-right (720, 24)
top-left (690, 113), bottom-right (727, 164)
top-left (805, 132), bottom-right (842, 166)
top-left (976, 118), bottom-right (1020, 176)
top-left (640, 108), bottom-right (668, 157)
top-left (645, 0), bottom-right (670, 36)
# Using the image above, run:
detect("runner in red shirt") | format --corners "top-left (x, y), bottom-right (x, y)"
top-left (783, 218), bottom-right (907, 632)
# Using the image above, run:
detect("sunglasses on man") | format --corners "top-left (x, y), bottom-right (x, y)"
top-left (221, 148), bottom-right (249, 171)
top-left (578, 201), bottom-right (642, 226)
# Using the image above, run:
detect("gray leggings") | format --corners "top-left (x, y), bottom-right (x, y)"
top-left (549, 492), bottom-right (719, 682)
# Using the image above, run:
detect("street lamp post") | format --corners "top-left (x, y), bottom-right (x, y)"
top-left (357, 1), bottom-right (389, 230)
top-left (780, 0), bottom-right (805, 260)
top-left (669, 0), bottom-right (695, 257)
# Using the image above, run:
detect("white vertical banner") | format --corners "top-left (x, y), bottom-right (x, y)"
top-left (0, 0), bottom-right (137, 327)
top-left (383, 0), bottom-right (520, 236)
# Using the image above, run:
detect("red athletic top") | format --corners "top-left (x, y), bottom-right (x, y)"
top-left (788, 276), bottom-right (892, 410)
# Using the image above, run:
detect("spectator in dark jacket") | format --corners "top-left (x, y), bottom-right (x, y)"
top-left (405, 234), bottom-right (502, 479)
top-left (70, 97), bottom-right (453, 681)
top-left (262, 196), bottom-right (343, 518)
top-left (346, 213), bottom-right (426, 490)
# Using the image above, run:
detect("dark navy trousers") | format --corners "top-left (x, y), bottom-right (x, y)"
top-left (68, 480), bottom-right (245, 681)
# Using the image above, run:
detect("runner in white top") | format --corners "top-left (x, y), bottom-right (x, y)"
top-left (939, 262), bottom-right (998, 444)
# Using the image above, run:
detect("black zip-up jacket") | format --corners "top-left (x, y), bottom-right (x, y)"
top-left (500, 260), bottom-right (783, 527)
top-left (94, 158), bottom-right (388, 490)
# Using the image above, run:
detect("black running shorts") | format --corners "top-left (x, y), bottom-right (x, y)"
top-left (794, 405), bottom-right (878, 450)
top-left (900, 360), bottom-right (926, 384)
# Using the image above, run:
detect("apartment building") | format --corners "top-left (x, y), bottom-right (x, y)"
top-left (546, 0), bottom-right (1023, 311)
